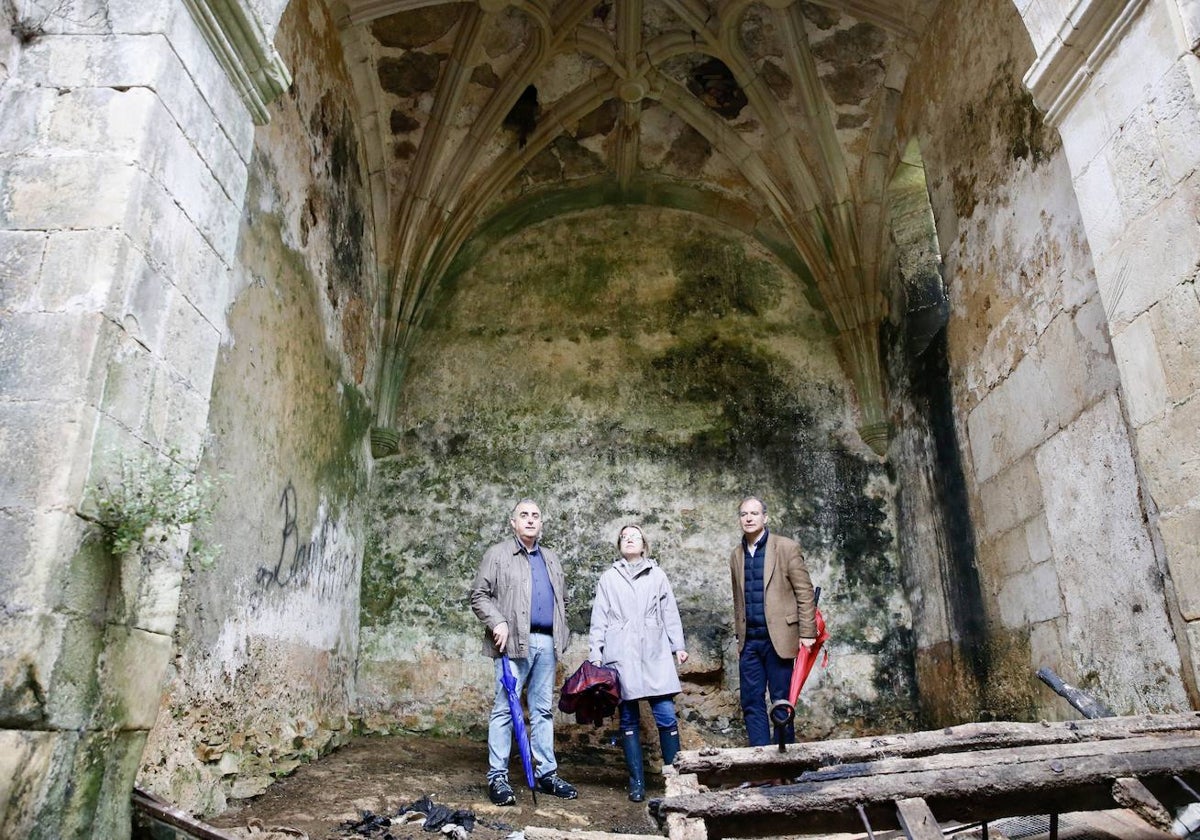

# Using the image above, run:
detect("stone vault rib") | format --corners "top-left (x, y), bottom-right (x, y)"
top-left (369, 0), bottom-right (933, 449)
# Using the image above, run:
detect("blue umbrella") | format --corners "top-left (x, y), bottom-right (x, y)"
top-left (500, 654), bottom-right (538, 802)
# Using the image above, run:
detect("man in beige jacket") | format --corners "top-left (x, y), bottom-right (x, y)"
top-left (728, 496), bottom-right (816, 746)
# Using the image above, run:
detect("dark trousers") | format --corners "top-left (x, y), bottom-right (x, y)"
top-left (739, 637), bottom-right (794, 747)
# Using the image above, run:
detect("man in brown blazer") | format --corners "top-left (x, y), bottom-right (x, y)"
top-left (729, 496), bottom-right (817, 746)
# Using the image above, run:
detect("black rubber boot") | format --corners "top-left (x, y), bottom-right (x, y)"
top-left (621, 729), bottom-right (646, 802)
top-left (658, 725), bottom-right (680, 766)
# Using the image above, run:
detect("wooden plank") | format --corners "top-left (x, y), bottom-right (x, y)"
top-left (894, 797), bottom-right (941, 840)
top-left (659, 733), bottom-right (1200, 839)
top-left (1111, 777), bottom-right (1172, 831)
top-left (673, 712), bottom-right (1200, 787)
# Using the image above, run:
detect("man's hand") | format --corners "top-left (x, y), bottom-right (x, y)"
top-left (799, 637), bottom-right (816, 649)
top-left (675, 650), bottom-right (689, 665)
top-left (492, 622), bottom-right (510, 652)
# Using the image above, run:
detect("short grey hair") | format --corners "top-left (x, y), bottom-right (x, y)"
top-left (738, 496), bottom-right (767, 515)
top-left (511, 498), bottom-right (541, 517)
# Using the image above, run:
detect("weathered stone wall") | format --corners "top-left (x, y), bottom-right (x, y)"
top-left (885, 143), bottom-right (988, 728)
top-left (134, 0), bottom-right (378, 817)
top-left (360, 206), bottom-right (917, 748)
top-left (893, 0), bottom-right (1188, 721)
top-left (0, 1), bottom-right (259, 835)
top-left (0, 3), bottom-right (15, 88)
top-left (2, 0), bottom-right (1197, 833)
top-left (1023, 0), bottom-right (1200, 706)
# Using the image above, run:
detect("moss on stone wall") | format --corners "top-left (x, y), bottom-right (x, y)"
top-left (668, 234), bottom-right (780, 321)
top-left (362, 205), bottom-right (913, 740)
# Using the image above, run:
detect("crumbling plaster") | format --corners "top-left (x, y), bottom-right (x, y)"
top-left (136, 0), bottom-right (379, 816)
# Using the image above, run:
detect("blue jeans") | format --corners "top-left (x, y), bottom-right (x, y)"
top-left (488, 632), bottom-right (557, 781)
top-left (618, 696), bottom-right (677, 730)
top-left (739, 637), bottom-right (794, 747)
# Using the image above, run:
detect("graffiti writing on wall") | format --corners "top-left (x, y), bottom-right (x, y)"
top-left (256, 481), bottom-right (345, 598)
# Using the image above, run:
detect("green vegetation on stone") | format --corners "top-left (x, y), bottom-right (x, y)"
top-left (89, 449), bottom-right (220, 566)
top-left (668, 235), bottom-right (780, 321)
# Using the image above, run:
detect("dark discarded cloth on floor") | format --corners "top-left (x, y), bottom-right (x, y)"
top-left (339, 809), bottom-right (393, 837)
top-left (558, 660), bottom-right (621, 726)
top-left (337, 797), bottom-right (476, 837)
top-left (403, 795), bottom-right (476, 833)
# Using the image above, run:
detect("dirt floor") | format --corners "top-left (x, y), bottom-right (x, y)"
top-left (205, 732), bottom-right (663, 840)
top-left (194, 732), bottom-right (1182, 840)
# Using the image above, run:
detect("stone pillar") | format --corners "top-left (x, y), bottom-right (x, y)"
top-left (1023, 0), bottom-right (1200, 700)
top-left (0, 1), bottom-right (280, 834)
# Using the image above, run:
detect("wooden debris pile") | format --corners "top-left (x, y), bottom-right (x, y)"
top-left (658, 712), bottom-right (1200, 839)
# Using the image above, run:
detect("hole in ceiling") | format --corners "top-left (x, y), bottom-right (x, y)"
top-left (504, 84), bottom-right (539, 148)
top-left (687, 57), bottom-right (747, 120)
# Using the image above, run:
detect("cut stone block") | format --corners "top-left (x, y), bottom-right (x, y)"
top-left (1136, 396), bottom-right (1200, 512)
top-left (99, 625), bottom-right (174, 730)
top-left (1161, 508), bottom-right (1200, 622)
top-left (0, 232), bottom-right (47, 312)
top-left (1112, 312), bottom-right (1168, 427)
top-left (0, 729), bottom-right (57, 838)
top-left (1039, 395), bottom-right (1188, 713)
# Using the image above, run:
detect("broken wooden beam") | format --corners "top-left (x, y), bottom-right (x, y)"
top-left (659, 732), bottom-right (1200, 838)
top-left (1111, 776), bottom-right (1174, 831)
top-left (894, 797), bottom-right (941, 840)
top-left (1037, 667), bottom-right (1175, 830)
top-left (672, 712), bottom-right (1200, 787)
top-left (131, 788), bottom-right (239, 840)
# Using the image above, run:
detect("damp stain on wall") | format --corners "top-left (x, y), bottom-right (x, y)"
top-left (361, 205), bottom-right (914, 740)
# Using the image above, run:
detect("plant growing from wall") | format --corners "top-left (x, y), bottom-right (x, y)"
top-left (3, 0), bottom-right (97, 45)
top-left (90, 448), bottom-right (221, 566)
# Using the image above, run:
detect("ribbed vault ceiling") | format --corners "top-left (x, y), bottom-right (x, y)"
top-left (332, 0), bottom-right (940, 448)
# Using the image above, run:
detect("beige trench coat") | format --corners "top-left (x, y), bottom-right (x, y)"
top-left (587, 557), bottom-right (685, 701)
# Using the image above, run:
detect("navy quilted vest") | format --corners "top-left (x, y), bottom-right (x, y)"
top-left (744, 535), bottom-right (768, 639)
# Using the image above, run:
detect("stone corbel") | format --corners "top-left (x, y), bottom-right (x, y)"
top-left (1023, 0), bottom-right (1149, 126)
top-left (184, 0), bottom-right (293, 125)
top-left (370, 426), bottom-right (402, 458)
top-left (834, 322), bottom-right (889, 456)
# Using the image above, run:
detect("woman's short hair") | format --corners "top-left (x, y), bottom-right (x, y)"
top-left (616, 524), bottom-right (649, 556)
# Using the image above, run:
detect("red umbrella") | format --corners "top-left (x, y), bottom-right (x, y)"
top-left (769, 587), bottom-right (830, 747)
top-left (500, 655), bottom-right (538, 802)
top-left (787, 595), bottom-right (829, 706)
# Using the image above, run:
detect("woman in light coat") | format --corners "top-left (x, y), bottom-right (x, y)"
top-left (588, 524), bottom-right (688, 802)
